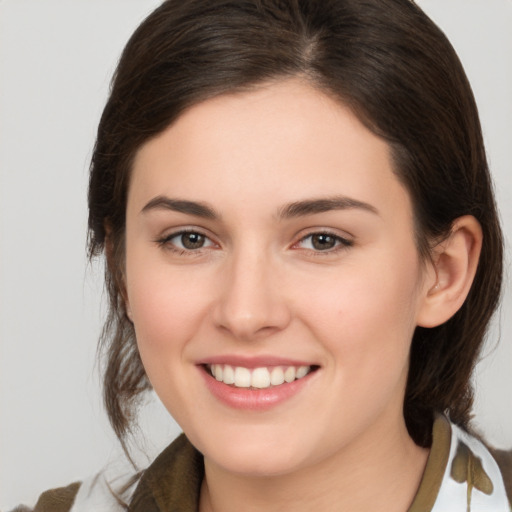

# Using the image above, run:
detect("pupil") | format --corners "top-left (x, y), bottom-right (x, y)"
top-left (312, 234), bottom-right (335, 250)
top-left (182, 233), bottom-right (205, 249)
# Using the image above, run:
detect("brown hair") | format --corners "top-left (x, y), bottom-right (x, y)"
top-left (88, 0), bottom-right (503, 450)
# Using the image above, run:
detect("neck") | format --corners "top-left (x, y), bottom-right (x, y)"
top-left (199, 416), bottom-right (429, 512)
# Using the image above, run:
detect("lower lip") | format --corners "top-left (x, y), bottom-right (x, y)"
top-left (200, 367), bottom-right (315, 411)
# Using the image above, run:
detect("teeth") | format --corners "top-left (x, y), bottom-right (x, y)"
top-left (251, 367), bottom-right (271, 389)
top-left (234, 366), bottom-right (251, 388)
top-left (296, 366), bottom-right (309, 379)
top-left (209, 364), bottom-right (312, 389)
top-left (284, 366), bottom-right (296, 383)
top-left (223, 364), bottom-right (235, 384)
top-left (213, 364), bottom-right (223, 381)
top-left (270, 367), bottom-right (285, 386)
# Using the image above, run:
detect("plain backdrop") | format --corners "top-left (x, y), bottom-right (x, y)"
top-left (1, 0), bottom-right (511, 509)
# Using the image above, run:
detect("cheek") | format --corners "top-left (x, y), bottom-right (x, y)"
top-left (125, 255), bottom-right (212, 363)
top-left (299, 254), bottom-right (422, 365)
top-left (126, 269), bottom-right (214, 416)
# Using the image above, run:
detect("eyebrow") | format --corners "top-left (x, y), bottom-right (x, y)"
top-left (141, 195), bottom-right (379, 220)
top-left (278, 196), bottom-right (379, 218)
top-left (141, 196), bottom-right (219, 219)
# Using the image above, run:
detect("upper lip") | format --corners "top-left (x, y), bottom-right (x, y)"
top-left (196, 355), bottom-right (318, 369)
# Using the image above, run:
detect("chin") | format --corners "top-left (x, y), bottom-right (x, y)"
top-left (209, 448), bottom-right (306, 477)
top-left (193, 427), bottom-right (311, 477)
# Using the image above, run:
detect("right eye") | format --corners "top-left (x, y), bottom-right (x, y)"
top-left (157, 230), bottom-right (216, 252)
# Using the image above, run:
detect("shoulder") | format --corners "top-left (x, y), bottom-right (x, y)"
top-left (450, 422), bottom-right (512, 508)
top-left (14, 460), bottom-right (140, 512)
top-left (31, 482), bottom-right (81, 512)
top-left (488, 446), bottom-right (512, 504)
top-left (22, 470), bottom-right (140, 512)
top-left (19, 434), bottom-right (200, 512)
top-left (411, 415), bottom-right (512, 511)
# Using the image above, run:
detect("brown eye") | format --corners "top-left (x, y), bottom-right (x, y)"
top-left (157, 230), bottom-right (216, 253)
top-left (181, 232), bottom-right (206, 249)
top-left (296, 232), bottom-right (353, 253)
top-left (311, 234), bottom-right (337, 250)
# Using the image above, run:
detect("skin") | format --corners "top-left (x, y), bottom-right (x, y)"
top-left (123, 79), bottom-right (479, 511)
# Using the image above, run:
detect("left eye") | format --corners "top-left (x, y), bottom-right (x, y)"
top-left (297, 233), bottom-right (351, 251)
top-left (165, 231), bottom-right (215, 250)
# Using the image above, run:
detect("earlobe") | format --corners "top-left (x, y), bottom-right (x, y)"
top-left (417, 215), bottom-right (482, 328)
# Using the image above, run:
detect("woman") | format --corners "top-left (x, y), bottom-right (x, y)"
top-left (23, 0), bottom-right (511, 510)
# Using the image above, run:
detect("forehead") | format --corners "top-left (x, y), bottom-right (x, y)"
top-left (129, 79), bottom-right (411, 222)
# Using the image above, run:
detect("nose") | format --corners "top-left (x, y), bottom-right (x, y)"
top-left (213, 248), bottom-right (292, 340)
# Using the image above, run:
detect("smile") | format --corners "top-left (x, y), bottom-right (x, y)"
top-left (206, 364), bottom-right (315, 389)
top-left (199, 360), bottom-right (319, 410)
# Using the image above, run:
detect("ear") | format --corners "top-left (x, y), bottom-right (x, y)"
top-left (104, 222), bottom-right (133, 322)
top-left (417, 215), bottom-right (482, 328)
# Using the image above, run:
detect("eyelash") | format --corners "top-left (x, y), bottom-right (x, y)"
top-left (155, 229), bottom-right (216, 256)
top-left (155, 229), bottom-right (353, 256)
top-left (294, 231), bottom-right (353, 255)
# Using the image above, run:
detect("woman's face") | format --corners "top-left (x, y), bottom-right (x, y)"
top-left (125, 80), bottom-right (433, 476)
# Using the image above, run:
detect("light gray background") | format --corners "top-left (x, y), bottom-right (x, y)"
top-left (1, 1), bottom-right (511, 509)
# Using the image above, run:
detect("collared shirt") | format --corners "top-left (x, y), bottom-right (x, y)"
top-left (26, 416), bottom-right (512, 512)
